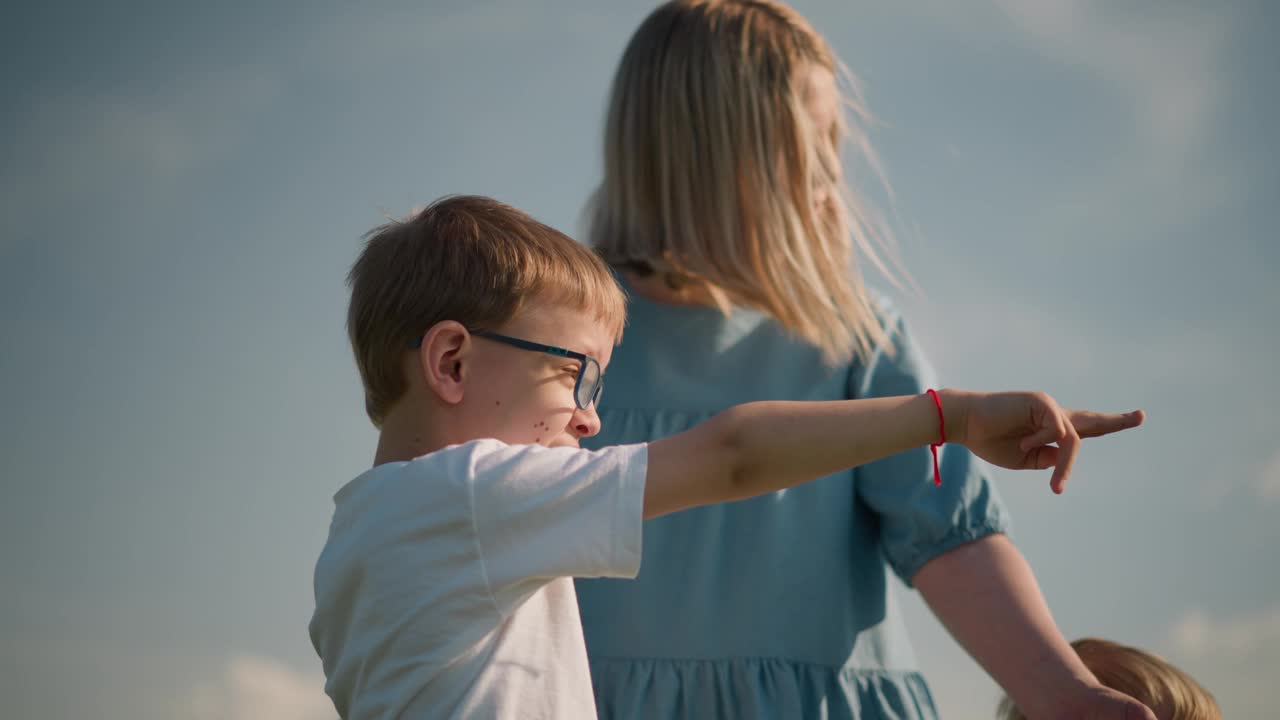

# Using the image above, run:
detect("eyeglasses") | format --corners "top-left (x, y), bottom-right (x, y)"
top-left (410, 330), bottom-right (604, 410)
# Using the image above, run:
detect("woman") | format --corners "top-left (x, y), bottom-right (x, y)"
top-left (575, 2), bottom-right (1153, 718)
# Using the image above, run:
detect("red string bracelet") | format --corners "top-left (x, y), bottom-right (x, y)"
top-left (925, 389), bottom-right (945, 486)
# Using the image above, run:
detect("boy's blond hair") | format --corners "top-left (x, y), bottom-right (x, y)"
top-left (347, 195), bottom-right (626, 426)
top-left (997, 638), bottom-right (1221, 720)
top-left (588, 0), bottom-right (899, 365)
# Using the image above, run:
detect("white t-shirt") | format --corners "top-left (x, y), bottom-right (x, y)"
top-left (309, 439), bottom-right (647, 719)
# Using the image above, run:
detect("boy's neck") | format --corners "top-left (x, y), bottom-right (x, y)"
top-left (372, 403), bottom-right (456, 466)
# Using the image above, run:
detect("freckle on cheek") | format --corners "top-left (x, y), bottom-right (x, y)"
top-left (495, 401), bottom-right (500, 406)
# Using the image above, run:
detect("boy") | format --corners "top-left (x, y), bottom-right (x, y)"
top-left (309, 195), bottom-right (1146, 719)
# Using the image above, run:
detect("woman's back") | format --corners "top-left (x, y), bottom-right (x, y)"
top-left (577, 281), bottom-right (1009, 719)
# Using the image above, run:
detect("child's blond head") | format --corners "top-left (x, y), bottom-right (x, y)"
top-left (997, 638), bottom-right (1221, 720)
top-left (589, 0), bottom-right (896, 364)
top-left (347, 195), bottom-right (626, 426)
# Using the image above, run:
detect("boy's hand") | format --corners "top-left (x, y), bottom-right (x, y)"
top-left (949, 390), bottom-right (1145, 495)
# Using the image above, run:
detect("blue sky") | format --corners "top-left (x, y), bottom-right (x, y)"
top-left (1, 1), bottom-right (1276, 718)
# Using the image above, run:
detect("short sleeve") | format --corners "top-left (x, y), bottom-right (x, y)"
top-left (849, 307), bottom-right (1011, 587)
top-left (461, 441), bottom-right (648, 598)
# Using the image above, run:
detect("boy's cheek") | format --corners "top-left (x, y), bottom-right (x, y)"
top-left (494, 408), bottom-right (555, 446)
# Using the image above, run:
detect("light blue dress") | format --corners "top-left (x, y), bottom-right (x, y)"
top-left (577, 281), bottom-right (1011, 719)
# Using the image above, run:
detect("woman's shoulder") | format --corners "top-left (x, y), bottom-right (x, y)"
top-left (852, 289), bottom-right (937, 395)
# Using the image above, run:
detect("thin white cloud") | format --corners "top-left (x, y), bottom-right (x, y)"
top-left (902, 292), bottom-right (1226, 388)
top-left (911, 0), bottom-right (1227, 160)
top-left (989, 0), bottom-right (1227, 162)
top-left (0, 66), bottom-right (281, 251)
top-left (991, 0), bottom-right (1234, 244)
top-left (185, 655), bottom-right (334, 720)
top-left (904, 0), bottom-right (1235, 242)
top-left (0, 2), bottom-right (624, 255)
top-left (1171, 606), bottom-right (1280, 658)
top-left (1163, 608), bottom-right (1278, 717)
top-left (1201, 448), bottom-right (1280, 507)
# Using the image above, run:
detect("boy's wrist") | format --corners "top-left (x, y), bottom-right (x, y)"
top-left (935, 388), bottom-right (971, 446)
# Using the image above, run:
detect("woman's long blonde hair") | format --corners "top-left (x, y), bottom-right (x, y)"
top-left (588, 0), bottom-right (900, 365)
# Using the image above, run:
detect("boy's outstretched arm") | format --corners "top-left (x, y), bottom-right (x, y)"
top-left (643, 389), bottom-right (1143, 520)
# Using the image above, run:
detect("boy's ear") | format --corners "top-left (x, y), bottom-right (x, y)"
top-left (418, 321), bottom-right (470, 405)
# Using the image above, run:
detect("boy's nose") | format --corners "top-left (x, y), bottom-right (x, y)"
top-left (571, 406), bottom-right (601, 438)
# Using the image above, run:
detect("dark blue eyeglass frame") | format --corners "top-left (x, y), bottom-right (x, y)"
top-left (409, 329), bottom-right (603, 410)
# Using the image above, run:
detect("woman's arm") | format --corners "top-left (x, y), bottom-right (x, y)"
top-left (914, 534), bottom-right (1157, 720)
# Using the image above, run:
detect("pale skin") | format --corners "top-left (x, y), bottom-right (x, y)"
top-left (629, 64), bottom-right (1164, 720)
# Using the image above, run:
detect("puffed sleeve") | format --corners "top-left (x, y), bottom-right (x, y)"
top-left (849, 303), bottom-right (1012, 586)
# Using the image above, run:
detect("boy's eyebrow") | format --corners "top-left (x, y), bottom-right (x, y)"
top-left (560, 336), bottom-right (600, 360)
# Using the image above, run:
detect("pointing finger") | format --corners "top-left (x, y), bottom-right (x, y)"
top-left (1070, 409), bottom-right (1145, 439)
